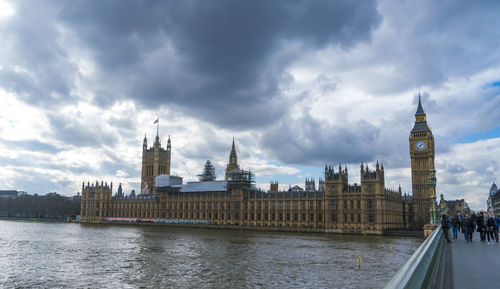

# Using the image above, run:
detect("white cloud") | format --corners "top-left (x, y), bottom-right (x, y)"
top-left (0, 1), bottom-right (14, 19)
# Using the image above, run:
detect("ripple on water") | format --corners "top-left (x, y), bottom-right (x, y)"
top-left (0, 220), bottom-right (422, 288)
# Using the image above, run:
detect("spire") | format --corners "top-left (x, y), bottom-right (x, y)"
top-left (167, 134), bottom-right (171, 149)
top-left (416, 93), bottom-right (425, 115)
top-left (225, 138), bottom-right (240, 180)
top-left (229, 137), bottom-right (238, 165)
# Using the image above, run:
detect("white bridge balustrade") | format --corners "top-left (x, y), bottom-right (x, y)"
top-left (384, 225), bottom-right (444, 289)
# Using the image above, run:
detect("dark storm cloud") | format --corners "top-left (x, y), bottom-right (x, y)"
top-left (1, 140), bottom-right (61, 154)
top-left (53, 0), bottom-right (381, 128)
top-left (47, 113), bottom-right (117, 148)
top-left (260, 109), bottom-right (381, 166)
top-left (0, 1), bottom-right (77, 106)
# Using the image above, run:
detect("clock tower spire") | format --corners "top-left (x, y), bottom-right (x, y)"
top-left (409, 93), bottom-right (435, 230)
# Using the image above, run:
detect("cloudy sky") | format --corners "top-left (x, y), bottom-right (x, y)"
top-left (1, 0), bottom-right (499, 211)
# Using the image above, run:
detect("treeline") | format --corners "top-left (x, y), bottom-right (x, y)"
top-left (0, 194), bottom-right (80, 219)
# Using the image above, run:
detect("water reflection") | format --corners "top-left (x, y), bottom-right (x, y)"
top-left (0, 220), bottom-right (421, 288)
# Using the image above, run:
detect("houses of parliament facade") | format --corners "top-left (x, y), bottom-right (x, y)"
top-left (80, 97), bottom-right (435, 233)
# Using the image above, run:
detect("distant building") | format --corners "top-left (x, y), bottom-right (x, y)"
top-left (80, 97), bottom-right (441, 233)
top-left (438, 194), bottom-right (471, 216)
top-left (0, 190), bottom-right (19, 198)
top-left (81, 135), bottom-right (411, 234)
top-left (487, 182), bottom-right (498, 215)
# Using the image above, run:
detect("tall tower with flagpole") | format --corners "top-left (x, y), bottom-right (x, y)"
top-left (141, 117), bottom-right (171, 194)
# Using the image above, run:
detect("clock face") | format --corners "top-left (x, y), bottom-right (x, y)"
top-left (415, 140), bottom-right (427, 151)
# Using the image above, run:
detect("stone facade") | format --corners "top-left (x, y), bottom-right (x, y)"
top-left (81, 138), bottom-right (410, 234)
top-left (409, 95), bottom-right (435, 230)
top-left (80, 181), bottom-right (113, 222)
top-left (141, 134), bottom-right (171, 194)
top-left (80, 98), bottom-right (436, 233)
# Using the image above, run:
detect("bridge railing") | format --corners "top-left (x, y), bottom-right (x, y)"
top-left (384, 225), bottom-right (443, 289)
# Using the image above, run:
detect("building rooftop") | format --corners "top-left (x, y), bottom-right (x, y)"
top-left (0, 190), bottom-right (18, 196)
top-left (175, 181), bottom-right (227, 193)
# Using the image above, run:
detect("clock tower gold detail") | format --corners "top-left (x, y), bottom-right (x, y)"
top-left (409, 94), bottom-right (435, 229)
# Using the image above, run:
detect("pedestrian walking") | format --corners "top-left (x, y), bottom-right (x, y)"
top-left (471, 213), bottom-right (477, 231)
top-left (452, 215), bottom-right (459, 239)
top-left (485, 212), bottom-right (496, 244)
top-left (493, 213), bottom-right (500, 243)
top-left (457, 212), bottom-right (463, 237)
top-left (441, 215), bottom-right (452, 243)
top-left (477, 212), bottom-right (485, 242)
top-left (463, 214), bottom-right (474, 242)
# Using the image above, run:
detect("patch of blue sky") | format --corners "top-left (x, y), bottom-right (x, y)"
top-left (456, 126), bottom-right (500, 143)
top-left (481, 80), bottom-right (500, 89)
top-left (254, 164), bottom-right (325, 186)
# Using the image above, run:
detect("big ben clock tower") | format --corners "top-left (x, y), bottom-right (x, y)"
top-left (409, 95), bottom-right (435, 230)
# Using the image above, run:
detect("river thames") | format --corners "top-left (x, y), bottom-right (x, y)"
top-left (0, 220), bottom-right (421, 288)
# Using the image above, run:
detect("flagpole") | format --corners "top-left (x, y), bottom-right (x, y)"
top-left (157, 118), bottom-right (159, 137)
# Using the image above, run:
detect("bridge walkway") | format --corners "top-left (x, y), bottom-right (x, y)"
top-left (447, 233), bottom-right (500, 289)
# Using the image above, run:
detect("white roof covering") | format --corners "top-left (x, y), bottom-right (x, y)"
top-left (156, 174), bottom-right (183, 187)
top-left (176, 181), bottom-right (227, 193)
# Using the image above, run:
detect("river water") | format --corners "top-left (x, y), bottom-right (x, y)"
top-left (0, 220), bottom-right (421, 288)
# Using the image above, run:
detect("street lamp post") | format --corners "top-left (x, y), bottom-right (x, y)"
top-left (429, 168), bottom-right (440, 224)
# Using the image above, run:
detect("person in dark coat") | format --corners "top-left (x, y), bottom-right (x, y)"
top-left (477, 212), bottom-right (485, 242)
top-left (441, 215), bottom-right (452, 243)
top-left (492, 213), bottom-right (500, 243)
top-left (485, 212), bottom-right (496, 244)
top-left (471, 213), bottom-right (477, 231)
top-left (452, 215), bottom-right (460, 239)
top-left (463, 214), bottom-right (474, 242)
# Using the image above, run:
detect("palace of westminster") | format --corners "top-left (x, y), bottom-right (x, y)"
top-left (81, 97), bottom-right (436, 233)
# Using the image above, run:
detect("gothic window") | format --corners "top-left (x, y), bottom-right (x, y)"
top-left (330, 200), bottom-right (337, 210)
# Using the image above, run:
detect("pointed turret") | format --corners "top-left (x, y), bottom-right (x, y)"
top-left (225, 138), bottom-right (240, 181)
top-left (413, 93), bottom-right (428, 127)
top-left (416, 93), bottom-right (425, 116)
